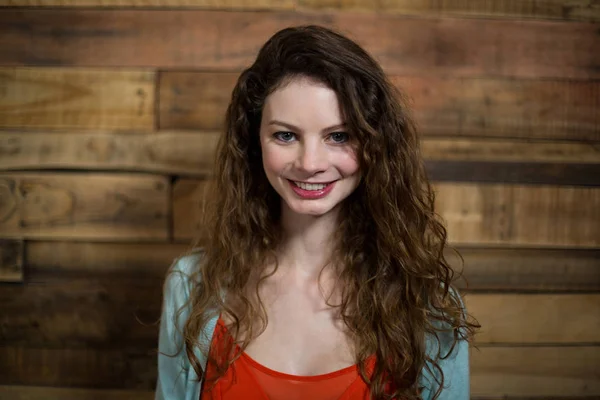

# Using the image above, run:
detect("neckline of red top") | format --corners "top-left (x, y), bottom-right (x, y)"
top-left (216, 316), bottom-right (376, 382)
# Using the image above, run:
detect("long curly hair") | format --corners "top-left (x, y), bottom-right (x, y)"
top-left (176, 25), bottom-right (479, 399)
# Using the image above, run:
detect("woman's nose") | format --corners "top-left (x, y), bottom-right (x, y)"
top-left (296, 141), bottom-right (328, 174)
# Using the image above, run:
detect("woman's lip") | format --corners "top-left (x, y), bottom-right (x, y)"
top-left (287, 179), bottom-right (336, 199)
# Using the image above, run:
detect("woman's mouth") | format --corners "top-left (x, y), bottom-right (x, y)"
top-left (288, 180), bottom-right (336, 199)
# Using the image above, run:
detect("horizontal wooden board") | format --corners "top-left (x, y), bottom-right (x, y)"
top-left (0, 130), bottom-right (219, 176)
top-left (0, 173), bottom-right (169, 241)
top-left (24, 241), bottom-right (189, 279)
top-left (297, 0), bottom-right (600, 22)
top-left (451, 247), bottom-right (600, 292)
top-left (0, 0), bottom-right (293, 7)
top-left (0, 346), bottom-right (597, 395)
top-left (3, 131), bottom-right (598, 184)
top-left (0, 346), bottom-right (156, 390)
top-left (0, 238), bottom-right (23, 282)
top-left (1, 10), bottom-right (598, 79)
top-left (0, 68), bottom-right (155, 131)
top-left (425, 161), bottom-right (600, 186)
top-left (16, 240), bottom-right (600, 291)
top-left (160, 72), bottom-right (600, 141)
top-left (174, 180), bottom-right (600, 247)
top-left (3, 282), bottom-right (598, 347)
top-left (0, 386), bottom-right (153, 400)
top-left (471, 346), bottom-right (600, 396)
top-left (434, 183), bottom-right (599, 247)
top-left (465, 294), bottom-right (600, 344)
top-left (0, 278), bottom-right (162, 347)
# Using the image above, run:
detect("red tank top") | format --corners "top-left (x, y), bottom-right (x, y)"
top-left (200, 316), bottom-right (378, 400)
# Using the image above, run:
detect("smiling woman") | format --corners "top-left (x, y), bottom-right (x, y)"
top-left (156, 25), bottom-right (479, 400)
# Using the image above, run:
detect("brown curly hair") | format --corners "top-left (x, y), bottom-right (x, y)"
top-left (177, 25), bottom-right (479, 399)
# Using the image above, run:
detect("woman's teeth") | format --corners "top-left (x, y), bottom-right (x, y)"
top-left (293, 181), bottom-right (328, 191)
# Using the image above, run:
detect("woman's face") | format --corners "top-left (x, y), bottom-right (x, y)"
top-left (259, 77), bottom-right (360, 218)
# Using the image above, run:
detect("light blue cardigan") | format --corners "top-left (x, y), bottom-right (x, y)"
top-left (155, 253), bottom-right (470, 400)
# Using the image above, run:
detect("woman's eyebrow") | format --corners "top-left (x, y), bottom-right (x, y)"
top-left (268, 120), bottom-right (347, 133)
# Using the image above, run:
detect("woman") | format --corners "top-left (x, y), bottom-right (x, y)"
top-left (156, 25), bottom-right (479, 400)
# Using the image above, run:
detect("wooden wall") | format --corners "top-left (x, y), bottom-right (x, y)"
top-left (0, 1), bottom-right (599, 399)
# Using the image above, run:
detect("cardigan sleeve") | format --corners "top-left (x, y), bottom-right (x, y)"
top-left (419, 289), bottom-right (470, 400)
top-left (155, 253), bottom-right (204, 400)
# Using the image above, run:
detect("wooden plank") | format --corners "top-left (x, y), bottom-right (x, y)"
top-left (426, 161), bottom-right (600, 186)
top-left (160, 72), bottom-right (600, 141)
top-left (465, 294), bottom-right (600, 344)
top-left (0, 386), bottom-right (153, 400)
top-left (434, 183), bottom-right (599, 247)
top-left (297, 0), bottom-right (600, 22)
top-left (0, 68), bottom-right (155, 131)
top-left (0, 173), bottom-right (169, 241)
top-left (25, 241), bottom-right (189, 279)
top-left (0, 346), bottom-right (156, 390)
top-left (0, 238), bottom-right (23, 282)
top-left (1, 10), bottom-right (598, 79)
top-left (0, 0), bottom-right (293, 7)
top-left (450, 247), bottom-right (600, 292)
top-left (0, 278), bottom-right (162, 347)
top-left (422, 138), bottom-right (600, 163)
top-left (393, 76), bottom-right (600, 141)
top-left (172, 178), bottom-right (209, 242)
top-left (174, 180), bottom-right (600, 247)
top-left (471, 346), bottom-right (600, 396)
top-left (0, 130), bottom-right (219, 176)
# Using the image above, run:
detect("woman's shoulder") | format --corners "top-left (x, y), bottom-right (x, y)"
top-left (162, 249), bottom-right (205, 308)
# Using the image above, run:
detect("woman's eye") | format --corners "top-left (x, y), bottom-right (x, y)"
top-left (274, 131), bottom-right (296, 142)
top-left (329, 132), bottom-right (349, 143)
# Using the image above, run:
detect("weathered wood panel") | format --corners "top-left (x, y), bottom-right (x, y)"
top-left (159, 72), bottom-right (600, 141)
top-left (0, 68), bottom-right (155, 131)
top-left (0, 130), bottom-right (219, 177)
top-left (0, 386), bottom-right (153, 400)
top-left (470, 346), bottom-right (600, 396)
top-left (0, 0), bottom-right (293, 7)
top-left (435, 183), bottom-right (599, 247)
top-left (465, 294), bottom-right (600, 344)
top-left (0, 278), bottom-right (162, 347)
top-left (1, 10), bottom-right (598, 79)
top-left (0, 173), bottom-right (169, 241)
top-left (25, 241), bottom-right (189, 279)
top-left (174, 180), bottom-right (600, 247)
top-left (0, 346), bottom-right (156, 390)
top-left (297, 0), bottom-right (600, 22)
top-left (0, 238), bottom-right (23, 282)
top-left (451, 247), bottom-right (600, 292)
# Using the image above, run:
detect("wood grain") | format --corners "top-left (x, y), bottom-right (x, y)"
top-left (465, 294), bottom-right (600, 344)
top-left (470, 346), bottom-right (600, 396)
top-left (297, 0), bottom-right (600, 22)
top-left (0, 386), bottom-right (153, 400)
top-left (0, 346), bottom-right (156, 390)
top-left (1, 10), bottom-right (598, 79)
top-left (451, 247), bottom-right (600, 292)
top-left (172, 178), bottom-right (209, 242)
top-left (0, 173), bottom-right (169, 241)
top-left (0, 130), bottom-right (219, 176)
top-left (0, 278), bottom-right (162, 347)
top-left (25, 241), bottom-right (189, 279)
top-left (0, 68), bottom-right (155, 131)
top-left (434, 183), bottom-right (600, 247)
top-left (0, 0), bottom-right (293, 7)
top-left (160, 72), bottom-right (600, 140)
top-left (0, 238), bottom-right (23, 282)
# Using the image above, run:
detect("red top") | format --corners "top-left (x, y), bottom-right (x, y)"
top-left (200, 316), bottom-right (378, 400)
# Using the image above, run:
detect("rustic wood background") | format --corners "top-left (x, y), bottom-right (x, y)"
top-left (0, 1), bottom-right (599, 399)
